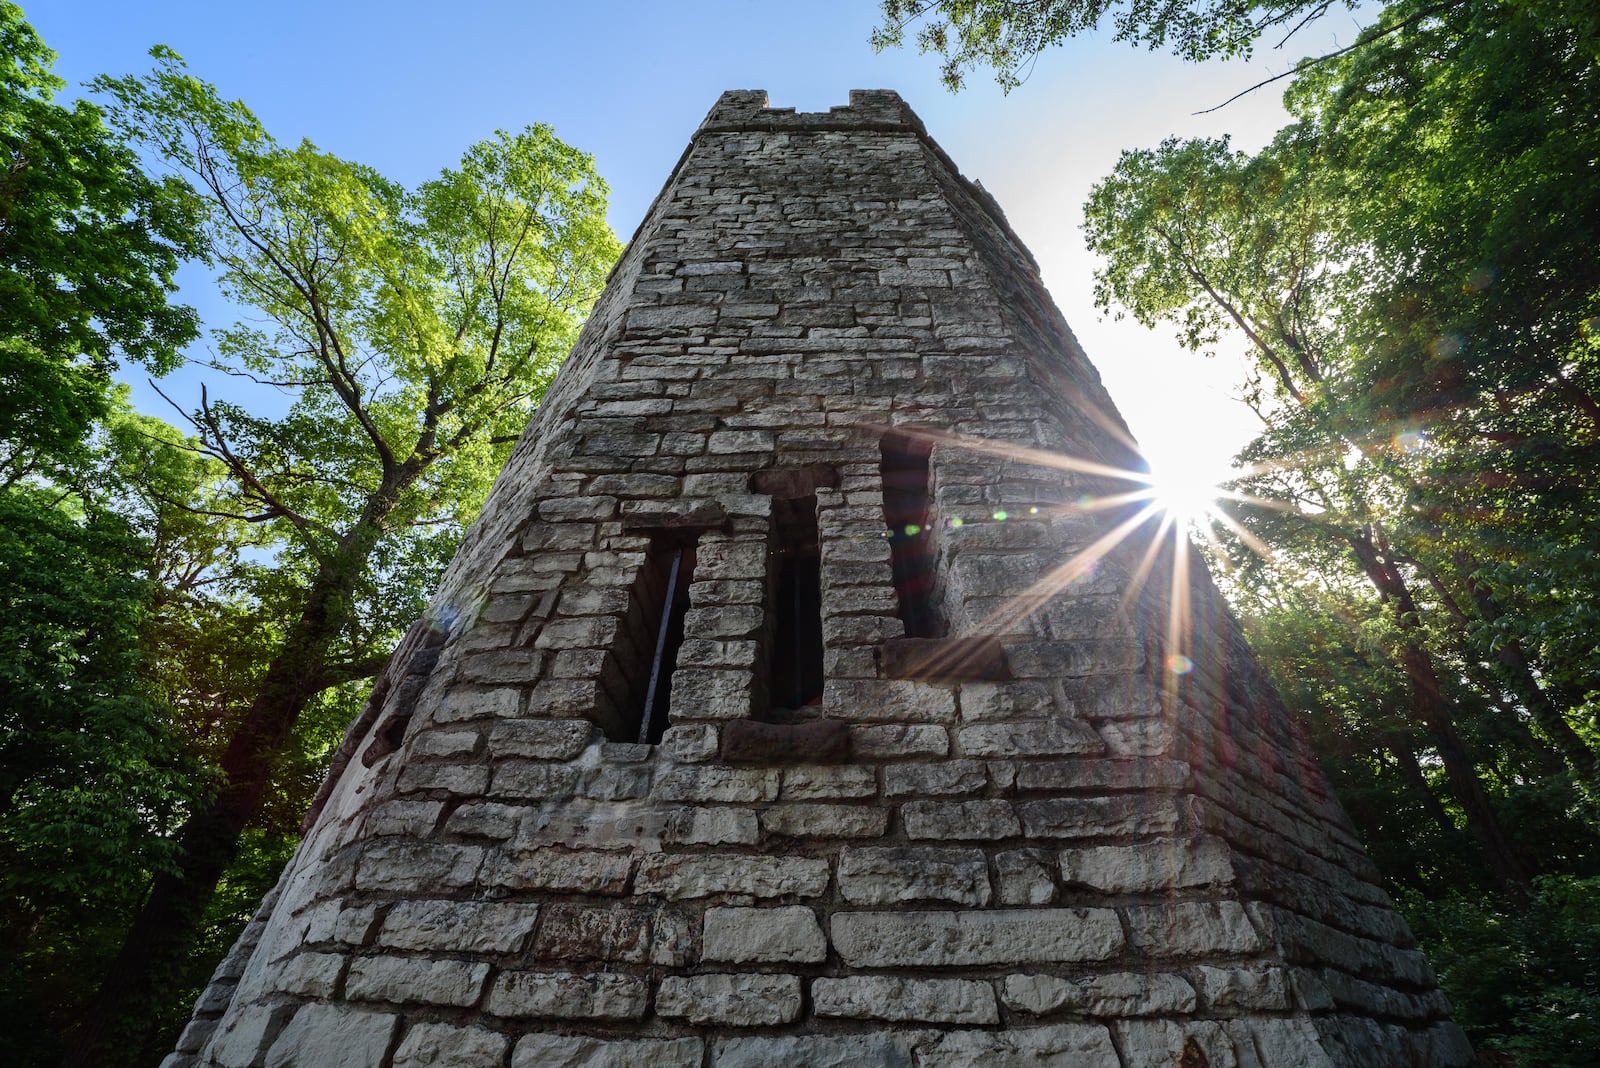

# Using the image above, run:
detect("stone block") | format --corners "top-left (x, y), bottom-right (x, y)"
top-left (656, 973), bottom-right (801, 1026)
top-left (491, 761), bottom-right (580, 800)
top-left (443, 802), bottom-right (524, 839)
top-left (362, 800), bottom-right (443, 838)
top-left (850, 724), bottom-right (949, 759)
top-left (1125, 901), bottom-right (1264, 957)
top-left (702, 905), bottom-right (826, 963)
top-left (760, 803), bottom-right (888, 838)
top-left (344, 956), bottom-right (488, 1008)
top-left (486, 971), bottom-right (649, 1020)
top-left (634, 853), bottom-right (829, 899)
top-left (262, 1004), bottom-right (398, 1068)
top-left (354, 842), bottom-right (483, 893)
top-left (837, 846), bottom-right (991, 906)
top-left (903, 799), bottom-right (1019, 840)
top-left (276, 952), bottom-right (345, 998)
top-left (1017, 796), bottom-right (1181, 839)
top-left (653, 765), bottom-right (779, 802)
top-left (489, 848), bottom-right (631, 895)
top-left (831, 908), bottom-right (1123, 967)
top-left (1194, 965), bottom-right (1291, 1011)
top-left (814, 976), bottom-right (998, 1024)
top-left (395, 762), bottom-right (490, 796)
top-left (957, 718), bottom-right (1102, 757)
top-left (664, 806), bottom-right (759, 845)
top-left (883, 760), bottom-right (987, 797)
top-left (511, 1036), bottom-right (703, 1068)
top-left (377, 900), bottom-right (540, 954)
top-left (721, 718), bottom-right (850, 765)
top-left (1059, 837), bottom-right (1233, 893)
top-left (488, 719), bottom-right (594, 760)
top-left (660, 723), bottom-right (719, 762)
top-left (917, 1024), bottom-right (1121, 1067)
top-left (666, 669), bottom-right (755, 719)
top-left (534, 903), bottom-right (653, 962)
top-left (781, 764), bottom-right (878, 799)
top-left (995, 848), bottom-right (1056, 905)
top-left (1001, 972), bottom-right (1198, 1017)
top-left (392, 1023), bottom-right (509, 1068)
top-left (824, 679), bottom-right (955, 722)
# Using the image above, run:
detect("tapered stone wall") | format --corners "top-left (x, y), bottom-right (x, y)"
top-left (166, 90), bottom-right (1472, 1068)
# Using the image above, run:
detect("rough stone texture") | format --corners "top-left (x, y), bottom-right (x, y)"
top-left (814, 975), bottom-right (998, 1024)
top-left (702, 905), bottom-right (826, 962)
top-left (176, 89), bottom-right (1468, 1068)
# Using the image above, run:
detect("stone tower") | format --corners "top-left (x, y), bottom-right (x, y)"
top-left (169, 91), bottom-right (1472, 1068)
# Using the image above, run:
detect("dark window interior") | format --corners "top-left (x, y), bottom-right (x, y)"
top-left (881, 434), bottom-right (942, 638)
top-left (768, 494), bottom-right (825, 716)
top-left (611, 536), bottom-right (697, 744)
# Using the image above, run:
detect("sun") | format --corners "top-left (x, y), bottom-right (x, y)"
top-left (1140, 453), bottom-right (1228, 534)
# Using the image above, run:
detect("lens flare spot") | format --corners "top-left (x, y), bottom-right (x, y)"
top-left (1429, 333), bottom-right (1463, 359)
top-left (904, 524), bottom-right (920, 536)
top-left (1166, 654), bottom-right (1195, 675)
top-left (1393, 430), bottom-right (1425, 453)
top-left (993, 510), bottom-right (1008, 521)
top-left (1463, 266), bottom-right (1496, 293)
top-left (946, 516), bottom-right (964, 529)
top-left (1028, 506), bottom-right (1040, 514)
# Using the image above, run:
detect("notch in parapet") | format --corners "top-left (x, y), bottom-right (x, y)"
top-left (698, 88), bottom-right (923, 135)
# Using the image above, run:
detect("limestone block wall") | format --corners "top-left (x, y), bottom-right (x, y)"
top-left (167, 91), bottom-right (1471, 1068)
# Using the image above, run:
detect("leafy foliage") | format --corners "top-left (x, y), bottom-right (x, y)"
top-left (872, 0), bottom-right (1357, 89)
top-left (1084, 0), bottom-right (1600, 1058)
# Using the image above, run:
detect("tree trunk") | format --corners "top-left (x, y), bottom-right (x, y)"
top-left (1346, 530), bottom-right (1532, 890)
top-left (65, 566), bottom-right (354, 1066)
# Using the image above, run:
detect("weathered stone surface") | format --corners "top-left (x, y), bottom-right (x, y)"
top-left (656, 973), bottom-right (801, 1025)
top-left (395, 761), bottom-right (489, 795)
top-left (486, 971), bottom-right (649, 1020)
top-left (1194, 965), bottom-right (1291, 1010)
top-left (262, 1004), bottom-right (398, 1068)
top-left (1125, 900), bottom-right (1264, 957)
top-left (832, 908), bottom-right (1123, 966)
top-left (781, 764), bottom-right (878, 799)
top-left (275, 952), bottom-right (344, 998)
top-left (918, 1024), bottom-right (1121, 1067)
top-left (490, 848), bottom-right (631, 894)
top-left (354, 842), bottom-right (483, 892)
top-left (1059, 836), bottom-right (1233, 892)
top-left (712, 1034), bottom-right (927, 1068)
top-left (960, 680), bottom-right (1055, 721)
top-left (344, 956), bottom-right (488, 1007)
top-left (814, 976), bottom-right (998, 1024)
top-left (634, 854), bottom-right (829, 898)
top-left (903, 799), bottom-right (1020, 839)
top-left (848, 723), bottom-right (949, 759)
top-left (759, 803), bottom-right (887, 838)
top-left (489, 719), bottom-right (593, 759)
top-left (881, 636), bottom-right (1011, 681)
top-left (995, 849), bottom-right (1056, 905)
top-left (721, 717), bottom-right (851, 764)
top-left (392, 1023), bottom-right (509, 1068)
top-left (533, 903), bottom-right (653, 962)
top-left (1017, 796), bottom-right (1181, 839)
top-left (652, 765), bottom-right (779, 802)
top-left (957, 718), bottom-right (1103, 757)
top-left (664, 806), bottom-right (758, 845)
top-left (701, 905), bottom-right (826, 963)
top-left (837, 846), bottom-right (991, 906)
top-left (443, 801), bottom-right (524, 838)
top-left (511, 1036), bottom-right (703, 1068)
top-left (491, 760), bottom-right (580, 799)
top-left (1001, 972), bottom-right (1198, 1017)
top-left (883, 760), bottom-right (987, 797)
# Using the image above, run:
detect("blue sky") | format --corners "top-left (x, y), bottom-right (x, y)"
top-left (27, 0), bottom-right (1376, 484)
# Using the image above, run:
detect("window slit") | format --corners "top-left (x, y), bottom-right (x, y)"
top-left (614, 536), bottom-right (696, 744)
top-left (769, 494), bottom-right (824, 716)
top-left (881, 434), bottom-right (942, 638)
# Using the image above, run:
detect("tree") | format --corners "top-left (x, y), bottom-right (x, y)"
top-left (66, 51), bottom-right (621, 1060)
top-left (871, 0), bottom-right (1358, 89)
top-left (1082, 0), bottom-right (1600, 1055)
top-left (0, 2), bottom-right (201, 483)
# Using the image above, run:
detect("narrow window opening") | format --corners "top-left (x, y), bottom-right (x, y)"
top-left (768, 494), bottom-right (824, 717)
top-left (612, 536), bottom-right (697, 744)
top-left (881, 434), bottom-right (943, 638)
